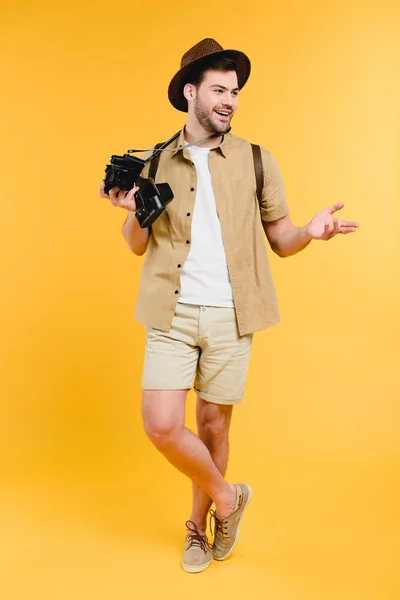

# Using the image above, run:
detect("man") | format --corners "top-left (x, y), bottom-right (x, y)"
top-left (99, 38), bottom-right (359, 574)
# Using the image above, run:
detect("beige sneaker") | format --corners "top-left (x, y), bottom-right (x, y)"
top-left (210, 483), bottom-right (252, 561)
top-left (182, 520), bottom-right (213, 573)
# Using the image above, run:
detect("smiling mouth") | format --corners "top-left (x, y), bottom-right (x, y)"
top-left (214, 110), bottom-right (232, 122)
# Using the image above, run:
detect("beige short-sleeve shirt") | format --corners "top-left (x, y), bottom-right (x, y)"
top-left (134, 129), bottom-right (289, 336)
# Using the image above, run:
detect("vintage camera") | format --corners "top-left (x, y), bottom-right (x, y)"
top-left (103, 153), bottom-right (174, 228)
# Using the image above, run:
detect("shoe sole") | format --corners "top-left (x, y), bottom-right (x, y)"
top-left (182, 559), bottom-right (213, 573)
top-left (213, 484), bottom-right (253, 561)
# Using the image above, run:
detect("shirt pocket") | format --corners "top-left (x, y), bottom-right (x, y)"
top-left (230, 179), bottom-right (258, 216)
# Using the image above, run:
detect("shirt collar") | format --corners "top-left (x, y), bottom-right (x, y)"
top-left (172, 127), bottom-right (229, 159)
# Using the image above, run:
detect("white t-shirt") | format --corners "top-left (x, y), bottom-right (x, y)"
top-left (178, 145), bottom-right (234, 307)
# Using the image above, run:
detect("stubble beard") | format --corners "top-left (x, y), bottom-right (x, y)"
top-left (193, 95), bottom-right (232, 135)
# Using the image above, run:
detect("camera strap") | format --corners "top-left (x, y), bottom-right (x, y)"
top-left (127, 127), bottom-right (231, 161)
top-left (146, 128), bottom-right (233, 182)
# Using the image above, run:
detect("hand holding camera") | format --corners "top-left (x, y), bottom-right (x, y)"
top-left (99, 181), bottom-right (138, 212)
top-left (101, 150), bottom-right (174, 229)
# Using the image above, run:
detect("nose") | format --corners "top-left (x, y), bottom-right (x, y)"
top-left (222, 91), bottom-right (236, 107)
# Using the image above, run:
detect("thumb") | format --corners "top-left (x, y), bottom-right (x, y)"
top-left (124, 186), bottom-right (139, 211)
top-left (126, 186), bottom-right (139, 201)
top-left (328, 202), bottom-right (345, 215)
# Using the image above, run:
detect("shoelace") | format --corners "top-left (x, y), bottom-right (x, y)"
top-left (209, 509), bottom-right (229, 539)
top-left (185, 520), bottom-right (212, 552)
top-left (209, 492), bottom-right (244, 541)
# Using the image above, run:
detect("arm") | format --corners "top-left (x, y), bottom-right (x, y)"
top-left (99, 182), bottom-right (150, 256)
top-left (122, 209), bottom-right (150, 256)
top-left (256, 149), bottom-right (359, 257)
top-left (263, 203), bottom-right (359, 258)
top-left (263, 215), bottom-right (312, 257)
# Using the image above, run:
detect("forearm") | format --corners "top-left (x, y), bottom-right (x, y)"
top-left (271, 225), bottom-right (313, 258)
top-left (122, 211), bottom-right (150, 255)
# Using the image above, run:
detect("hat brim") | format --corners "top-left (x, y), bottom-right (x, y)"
top-left (168, 49), bottom-right (251, 113)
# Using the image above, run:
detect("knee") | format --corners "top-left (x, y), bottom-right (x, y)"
top-left (198, 408), bottom-right (231, 445)
top-left (143, 415), bottom-right (180, 451)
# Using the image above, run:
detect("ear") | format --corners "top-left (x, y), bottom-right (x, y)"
top-left (183, 83), bottom-right (196, 105)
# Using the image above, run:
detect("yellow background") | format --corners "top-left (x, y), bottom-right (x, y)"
top-left (1, 0), bottom-right (399, 598)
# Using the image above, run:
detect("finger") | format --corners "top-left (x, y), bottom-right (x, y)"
top-left (332, 219), bottom-right (341, 235)
top-left (118, 193), bottom-right (136, 209)
top-left (125, 186), bottom-right (139, 201)
top-left (339, 226), bottom-right (358, 234)
top-left (339, 220), bottom-right (360, 228)
top-left (99, 181), bottom-right (110, 198)
top-left (116, 189), bottom-right (129, 201)
top-left (124, 199), bottom-right (137, 212)
top-left (327, 224), bottom-right (339, 239)
top-left (327, 202), bottom-right (345, 215)
top-left (109, 187), bottom-right (121, 205)
top-left (126, 187), bottom-right (139, 211)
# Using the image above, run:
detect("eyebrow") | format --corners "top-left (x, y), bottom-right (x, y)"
top-left (210, 85), bottom-right (240, 92)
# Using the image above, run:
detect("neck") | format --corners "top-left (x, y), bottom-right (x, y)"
top-left (184, 116), bottom-right (223, 148)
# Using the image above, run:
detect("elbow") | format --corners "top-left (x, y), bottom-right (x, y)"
top-left (271, 242), bottom-right (287, 258)
top-left (122, 231), bottom-right (148, 256)
top-left (275, 249), bottom-right (289, 258)
top-left (275, 249), bottom-right (292, 258)
top-left (131, 243), bottom-right (147, 256)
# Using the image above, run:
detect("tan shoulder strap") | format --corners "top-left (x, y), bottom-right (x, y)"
top-left (251, 144), bottom-right (264, 203)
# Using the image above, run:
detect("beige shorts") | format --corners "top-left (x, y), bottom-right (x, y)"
top-left (142, 303), bottom-right (253, 405)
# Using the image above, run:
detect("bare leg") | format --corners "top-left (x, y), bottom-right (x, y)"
top-left (188, 396), bottom-right (233, 533)
top-left (142, 390), bottom-right (236, 517)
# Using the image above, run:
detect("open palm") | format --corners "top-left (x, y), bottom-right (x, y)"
top-left (305, 202), bottom-right (359, 240)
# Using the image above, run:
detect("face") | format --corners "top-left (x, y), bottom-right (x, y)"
top-left (189, 69), bottom-right (239, 134)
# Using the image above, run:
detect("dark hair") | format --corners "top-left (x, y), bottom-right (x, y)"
top-left (185, 55), bottom-right (238, 88)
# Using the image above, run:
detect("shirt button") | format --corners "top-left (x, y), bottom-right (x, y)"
top-left (186, 240), bottom-right (190, 244)
top-left (190, 187), bottom-right (195, 192)
top-left (177, 264), bottom-right (182, 268)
